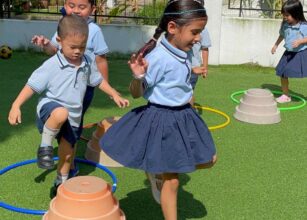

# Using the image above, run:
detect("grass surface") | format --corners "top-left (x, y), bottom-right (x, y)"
top-left (0, 51), bottom-right (307, 219)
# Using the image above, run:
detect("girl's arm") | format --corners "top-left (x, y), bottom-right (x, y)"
top-left (8, 85), bottom-right (35, 125)
top-left (98, 80), bottom-right (129, 108)
top-left (128, 53), bottom-right (148, 99)
top-left (271, 35), bottom-right (284, 54)
top-left (129, 79), bottom-right (144, 99)
top-left (292, 37), bottom-right (307, 49)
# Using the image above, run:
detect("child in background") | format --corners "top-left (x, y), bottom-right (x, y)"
top-left (8, 15), bottom-right (129, 191)
top-left (32, 0), bottom-right (110, 175)
top-left (188, 23), bottom-right (211, 105)
top-left (100, 1), bottom-right (217, 219)
top-left (271, 0), bottom-right (307, 103)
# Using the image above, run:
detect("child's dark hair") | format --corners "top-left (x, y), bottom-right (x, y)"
top-left (281, 0), bottom-right (306, 22)
top-left (137, 0), bottom-right (207, 57)
top-left (58, 14), bottom-right (89, 39)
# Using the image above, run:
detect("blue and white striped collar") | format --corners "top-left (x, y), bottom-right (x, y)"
top-left (160, 35), bottom-right (187, 62)
top-left (56, 50), bottom-right (89, 69)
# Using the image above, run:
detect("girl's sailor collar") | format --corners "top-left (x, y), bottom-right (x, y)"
top-left (56, 50), bottom-right (89, 68)
top-left (160, 35), bottom-right (187, 63)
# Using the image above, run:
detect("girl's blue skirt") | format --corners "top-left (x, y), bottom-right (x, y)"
top-left (99, 103), bottom-right (216, 174)
top-left (276, 49), bottom-right (307, 78)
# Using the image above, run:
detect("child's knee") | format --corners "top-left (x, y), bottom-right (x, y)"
top-left (163, 174), bottom-right (180, 191)
top-left (50, 107), bottom-right (69, 123)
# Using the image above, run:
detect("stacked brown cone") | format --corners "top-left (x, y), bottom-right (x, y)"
top-left (43, 176), bottom-right (125, 220)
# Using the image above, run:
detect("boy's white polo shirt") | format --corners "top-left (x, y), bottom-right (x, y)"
top-left (27, 51), bottom-right (102, 127)
top-left (188, 27), bottom-right (211, 67)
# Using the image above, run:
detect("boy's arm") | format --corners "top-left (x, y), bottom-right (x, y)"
top-left (201, 48), bottom-right (209, 77)
top-left (96, 55), bottom-right (109, 82)
top-left (8, 85), bottom-right (35, 125)
top-left (98, 80), bottom-right (129, 108)
top-left (272, 35), bottom-right (283, 54)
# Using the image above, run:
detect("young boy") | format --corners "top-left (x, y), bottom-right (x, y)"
top-left (188, 25), bottom-right (211, 105)
top-left (31, 0), bottom-right (111, 176)
top-left (8, 14), bottom-right (129, 190)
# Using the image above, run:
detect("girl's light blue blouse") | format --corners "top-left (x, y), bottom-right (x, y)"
top-left (143, 36), bottom-right (193, 107)
top-left (280, 22), bottom-right (307, 52)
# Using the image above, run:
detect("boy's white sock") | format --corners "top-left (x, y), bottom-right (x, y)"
top-left (40, 125), bottom-right (60, 147)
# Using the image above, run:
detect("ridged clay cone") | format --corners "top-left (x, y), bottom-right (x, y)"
top-left (43, 176), bottom-right (125, 220)
top-left (85, 116), bottom-right (123, 167)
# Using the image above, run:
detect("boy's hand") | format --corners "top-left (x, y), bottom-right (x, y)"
top-left (8, 106), bottom-right (22, 125)
top-left (128, 53), bottom-right (148, 78)
top-left (112, 94), bottom-right (130, 108)
top-left (192, 66), bottom-right (208, 78)
top-left (31, 35), bottom-right (51, 48)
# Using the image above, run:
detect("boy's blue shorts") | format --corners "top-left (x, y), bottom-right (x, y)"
top-left (36, 101), bottom-right (81, 146)
top-left (190, 73), bottom-right (199, 90)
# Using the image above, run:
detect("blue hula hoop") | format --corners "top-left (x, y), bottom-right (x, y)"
top-left (0, 157), bottom-right (117, 215)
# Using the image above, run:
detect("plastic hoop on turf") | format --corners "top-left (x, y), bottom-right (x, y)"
top-left (193, 105), bottom-right (231, 131)
top-left (0, 157), bottom-right (117, 215)
top-left (230, 90), bottom-right (306, 111)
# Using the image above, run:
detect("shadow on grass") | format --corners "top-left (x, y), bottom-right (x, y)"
top-left (120, 174), bottom-right (207, 220)
top-left (261, 83), bottom-right (305, 101)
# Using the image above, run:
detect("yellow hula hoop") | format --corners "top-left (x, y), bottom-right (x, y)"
top-left (193, 105), bottom-right (231, 131)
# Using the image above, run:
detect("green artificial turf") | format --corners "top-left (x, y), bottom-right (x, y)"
top-left (0, 51), bottom-right (306, 220)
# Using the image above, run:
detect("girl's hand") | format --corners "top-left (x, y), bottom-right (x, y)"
top-left (292, 39), bottom-right (302, 49)
top-left (8, 106), bottom-right (22, 125)
top-left (271, 45), bottom-right (277, 54)
top-left (31, 35), bottom-right (50, 48)
top-left (112, 94), bottom-right (130, 108)
top-left (128, 53), bottom-right (148, 78)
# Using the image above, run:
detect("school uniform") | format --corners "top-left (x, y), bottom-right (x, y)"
top-left (276, 22), bottom-right (307, 78)
top-left (188, 28), bottom-right (211, 89)
top-left (51, 17), bottom-right (109, 116)
top-left (27, 51), bottom-right (102, 145)
top-left (99, 36), bottom-right (216, 174)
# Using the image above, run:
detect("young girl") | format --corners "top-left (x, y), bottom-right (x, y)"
top-left (271, 0), bottom-right (307, 103)
top-left (100, 1), bottom-right (217, 219)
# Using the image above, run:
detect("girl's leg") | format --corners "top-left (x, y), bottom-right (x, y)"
top-left (161, 173), bottom-right (179, 220)
top-left (276, 77), bottom-right (291, 103)
top-left (281, 77), bottom-right (289, 96)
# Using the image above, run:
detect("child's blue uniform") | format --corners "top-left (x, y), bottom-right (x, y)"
top-left (188, 28), bottom-right (211, 89)
top-left (276, 22), bottom-right (307, 78)
top-left (28, 51), bottom-right (102, 144)
top-left (99, 36), bottom-right (216, 174)
top-left (51, 18), bottom-right (109, 122)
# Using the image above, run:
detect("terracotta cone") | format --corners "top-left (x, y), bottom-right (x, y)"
top-left (85, 117), bottom-right (123, 167)
top-left (234, 88), bottom-right (281, 124)
top-left (43, 176), bottom-right (125, 220)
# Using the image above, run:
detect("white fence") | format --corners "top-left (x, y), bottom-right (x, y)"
top-left (0, 0), bottom-right (285, 67)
